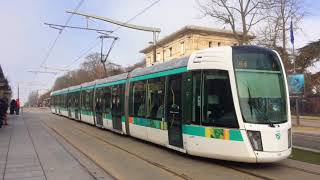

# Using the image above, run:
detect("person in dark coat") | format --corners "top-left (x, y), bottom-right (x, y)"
top-left (10, 99), bottom-right (16, 115)
top-left (0, 98), bottom-right (7, 128)
top-left (3, 98), bottom-right (8, 125)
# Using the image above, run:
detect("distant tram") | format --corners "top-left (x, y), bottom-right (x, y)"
top-left (50, 46), bottom-right (292, 163)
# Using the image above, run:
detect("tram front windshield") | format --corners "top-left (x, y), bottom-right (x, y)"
top-left (233, 47), bottom-right (287, 124)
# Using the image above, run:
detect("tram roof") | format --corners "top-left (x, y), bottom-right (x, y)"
top-left (68, 84), bottom-right (82, 93)
top-left (80, 80), bottom-right (96, 90)
top-left (95, 73), bottom-right (128, 87)
top-left (51, 88), bottom-right (68, 96)
top-left (130, 55), bottom-right (189, 78)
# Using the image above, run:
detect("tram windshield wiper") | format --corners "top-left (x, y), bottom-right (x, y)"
top-left (247, 87), bottom-right (275, 127)
top-left (247, 87), bottom-right (253, 117)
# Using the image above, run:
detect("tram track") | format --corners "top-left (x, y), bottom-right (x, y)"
top-left (46, 113), bottom-right (277, 180)
top-left (42, 112), bottom-right (320, 180)
top-left (46, 114), bottom-right (191, 180)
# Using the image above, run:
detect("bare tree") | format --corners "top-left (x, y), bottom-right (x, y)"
top-left (197, 0), bottom-right (270, 44)
top-left (257, 0), bottom-right (305, 50)
top-left (51, 52), bottom-right (125, 92)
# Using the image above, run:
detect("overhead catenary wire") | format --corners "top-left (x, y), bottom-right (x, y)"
top-left (65, 0), bottom-right (161, 69)
top-left (39, 0), bottom-right (85, 67)
top-left (65, 38), bottom-right (101, 68)
top-left (112, 0), bottom-right (161, 33)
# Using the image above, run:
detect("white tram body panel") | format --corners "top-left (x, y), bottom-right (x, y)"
top-left (80, 114), bottom-right (95, 125)
top-left (60, 110), bottom-right (68, 117)
top-left (185, 47), bottom-right (291, 162)
top-left (50, 46), bottom-right (291, 163)
top-left (184, 47), bottom-right (256, 162)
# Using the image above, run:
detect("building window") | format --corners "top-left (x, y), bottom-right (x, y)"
top-left (180, 42), bottom-right (185, 54)
top-left (169, 47), bottom-right (173, 57)
top-left (218, 42), bottom-right (221, 46)
top-left (156, 52), bottom-right (160, 62)
top-left (209, 41), bottom-right (212, 48)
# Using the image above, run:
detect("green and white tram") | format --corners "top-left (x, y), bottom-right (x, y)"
top-left (50, 46), bottom-right (291, 163)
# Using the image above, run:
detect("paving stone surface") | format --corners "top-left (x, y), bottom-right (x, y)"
top-left (0, 114), bottom-right (99, 180)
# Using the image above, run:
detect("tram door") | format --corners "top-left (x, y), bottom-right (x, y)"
top-left (111, 85), bottom-right (122, 131)
top-left (95, 89), bottom-right (103, 126)
top-left (167, 75), bottom-right (183, 148)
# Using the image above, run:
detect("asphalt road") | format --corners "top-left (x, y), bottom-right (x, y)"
top-left (24, 109), bottom-right (320, 180)
top-left (293, 133), bottom-right (320, 151)
top-left (292, 118), bottom-right (320, 128)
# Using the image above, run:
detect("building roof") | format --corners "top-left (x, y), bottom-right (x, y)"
top-left (140, 25), bottom-right (255, 53)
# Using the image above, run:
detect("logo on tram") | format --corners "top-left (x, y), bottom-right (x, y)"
top-left (275, 132), bottom-right (281, 140)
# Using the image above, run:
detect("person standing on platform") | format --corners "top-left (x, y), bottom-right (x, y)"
top-left (0, 98), bottom-right (7, 128)
top-left (15, 99), bottom-right (20, 115)
top-left (3, 98), bottom-right (8, 125)
top-left (10, 99), bottom-right (16, 115)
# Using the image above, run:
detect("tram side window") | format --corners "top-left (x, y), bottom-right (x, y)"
top-left (62, 95), bottom-right (65, 108)
top-left (192, 72), bottom-right (201, 125)
top-left (95, 88), bottom-right (102, 112)
top-left (64, 94), bottom-right (68, 108)
top-left (68, 94), bottom-right (72, 108)
top-left (81, 90), bottom-right (92, 111)
top-left (202, 70), bottom-right (238, 128)
top-left (131, 80), bottom-right (146, 117)
top-left (75, 93), bottom-right (79, 108)
top-left (146, 77), bottom-right (165, 120)
top-left (81, 91), bottom-right (86, 110)
top-left (87, 90), bottom-right (94, 111)
top-left (103, 87), bottom-right (112, 114)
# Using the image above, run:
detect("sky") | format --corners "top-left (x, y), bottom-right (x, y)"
top-left (0, 0), bottom-right (319, 104)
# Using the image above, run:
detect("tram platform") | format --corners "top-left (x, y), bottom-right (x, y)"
top-left (0, 112), bottom-right (112, 180)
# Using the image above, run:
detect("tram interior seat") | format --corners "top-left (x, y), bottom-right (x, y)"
top-left (138, 104), bottom-right (145, 117)
top-left (156, 105), bottom-right (164, 119)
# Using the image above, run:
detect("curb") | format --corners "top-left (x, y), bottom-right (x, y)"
top-left (293, 146), bottom-right (320, 153)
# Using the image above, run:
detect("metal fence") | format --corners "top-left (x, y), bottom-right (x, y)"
top-left (290, 96), bottom-right (320, 116)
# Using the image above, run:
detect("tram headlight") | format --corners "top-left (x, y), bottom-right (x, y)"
top-left (288, 128), bottom-right (292, 148)
top-left (247, 130), bottom-right (263, 151)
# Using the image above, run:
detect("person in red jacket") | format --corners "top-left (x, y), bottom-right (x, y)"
top-left (15, 99), bottom-right (20, 115)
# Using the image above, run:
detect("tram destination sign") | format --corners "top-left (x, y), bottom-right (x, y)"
top-left (288, 74), bottom-right (304, 95)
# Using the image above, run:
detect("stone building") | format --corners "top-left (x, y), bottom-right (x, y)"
top-left (140, 25), bottom-right (254, 67)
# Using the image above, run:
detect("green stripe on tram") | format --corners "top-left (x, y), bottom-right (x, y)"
top-left (182, 125), bottom-right (205, 136)
top-left (81, 86), bottom-right (95, 91)
top-left (131, 117), bottom-right (168, 130)
top-left (69, 88), bottom-right (81, 93)
top-left (96, 79), bottom-right (127, 88)
top-left (130, 67), bottom-right (187, 82)
top-left (81, 110), bottom-right (94, 116)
